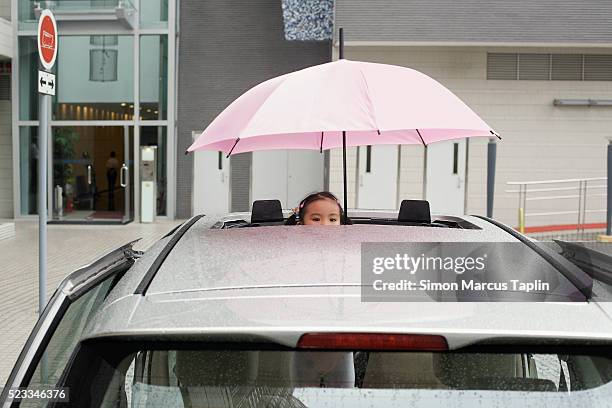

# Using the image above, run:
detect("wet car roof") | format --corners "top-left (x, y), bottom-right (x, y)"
top-left (79, 214), bottom-right (612, 348)
top-left (147, 216), bottom-right (518, 295)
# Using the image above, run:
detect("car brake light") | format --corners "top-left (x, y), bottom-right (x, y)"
top-left (297, 333), bottom-right (448, 351)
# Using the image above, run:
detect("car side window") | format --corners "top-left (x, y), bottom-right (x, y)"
top-left (19, 276), bottom-right (118, 407)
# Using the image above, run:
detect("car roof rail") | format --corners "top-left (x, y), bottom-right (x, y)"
top-left (474, 215), bottom-right (593, 299)
top-left (134, 215), bottom-right (204, 296)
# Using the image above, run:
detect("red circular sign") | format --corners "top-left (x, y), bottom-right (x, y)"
top-left (37, 10), bottom-right (57, 70)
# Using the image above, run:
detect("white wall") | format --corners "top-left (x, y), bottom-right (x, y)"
top-left (333, 46), bottom-right (612, 227)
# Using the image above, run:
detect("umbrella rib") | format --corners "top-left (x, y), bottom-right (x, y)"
top-left (226, 138), bottom-right (240, 158)
top-left (490, 130), bottom-right (502, 140)
top-left (416, 129), bottom-right (427, 146)
top-left (357, 68), bottom-right (381, 133)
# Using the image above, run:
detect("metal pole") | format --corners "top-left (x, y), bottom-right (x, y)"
top-left (342, 130), bottom-right (348, 224)
top-left (607, 139), bottom-right (612, 235)
top-left (339, 27), bottom-right (344, 59)
top-left (38, 93), bottom-right (49, 315)
top-left (486, 138), bottom-right (497, 218)
top-left (422, 146), bottom-right (428, 199)
top-left (339, 28), bottom-right (348, 223)
top-left (518, 184), bottom-right (526, 234)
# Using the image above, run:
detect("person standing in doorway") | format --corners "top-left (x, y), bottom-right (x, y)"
top-left (106, 151), bottom-right (119, 211)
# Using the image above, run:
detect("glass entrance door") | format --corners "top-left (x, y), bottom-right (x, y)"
top-left (51, 126), bottom-right (134, 223)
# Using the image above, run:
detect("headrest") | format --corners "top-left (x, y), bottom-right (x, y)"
top-left (398, 200), bottom-right (431, 223)
top-left (175, 351), bottom-right (257, 386)
top-left (432, 353), bottom-right (522, 388)
top-left (251, 199), bottom-right (284, 223)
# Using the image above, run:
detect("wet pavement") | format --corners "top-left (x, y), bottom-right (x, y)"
top-left (0, 219), bottom-right (183, 386)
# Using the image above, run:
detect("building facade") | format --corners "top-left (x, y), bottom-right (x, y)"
top-left (5, 0), bottom-right (612, 229)
top-left (12, 0), bottom-right (175, 223)
top-left (329, 0), bottom-right (612, 227)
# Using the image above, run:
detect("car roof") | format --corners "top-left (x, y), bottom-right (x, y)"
top-left (80, 213), bottom-right (612, 348)
top-left (146, 215), bottom-right (518, 295)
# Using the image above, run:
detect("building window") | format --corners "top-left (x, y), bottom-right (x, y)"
top-left (53, 36), bottom-right (134, 120)
top-left (19, 127), bottom-right (38, 215)
top-left (18, 1), bottom-right (37, 30)
top-left (141, 126), bottom-right (167, 215)
top-left (140, 35), bottom-right (168, 120)
top-left (140, 0), bottom-right (169, 28)
top-left (18, 37), bottom-right (39, 120)
top-left (487, 53), bottom-right (612, 81)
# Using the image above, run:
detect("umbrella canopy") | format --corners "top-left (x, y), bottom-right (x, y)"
top-left (188, 59), bottom-right (499, 155)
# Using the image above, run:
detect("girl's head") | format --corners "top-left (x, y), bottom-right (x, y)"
top-left (291, 191), bottom-right (344, 225)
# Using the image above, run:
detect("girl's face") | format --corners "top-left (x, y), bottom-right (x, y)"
top-left (301, 198), bottom-right (341, 225)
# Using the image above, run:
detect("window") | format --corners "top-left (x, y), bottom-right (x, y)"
top-left (584, 55), bottom-right (612, 81)
top-left (518, 54), bottom-right (550, 80)
top-left (140, 0), bottom-right (169, 28)
top-left (140, 36), bottom-right (168, 120)
top-left (551, 54), bottom-right (582, 81)
top-left (53, 36), bottom-right (134, 121)
top-left (487, 53), bottom-right (517, 80)
top-left (18, 37), bottom-right (39, 120)
top-left (20, 276), bottom-right (121, 404)
top-left (55, 345), bottom-right (612, 407)
top-left (19, 127), bottom-right (38, 215)
top-left (141, 126), bottom-right (167, 215)
top-left (487, 53), bottom-right (612, 81)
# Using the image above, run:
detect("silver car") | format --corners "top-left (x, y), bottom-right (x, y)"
top-left (3, 201), bottom-right (612, 407)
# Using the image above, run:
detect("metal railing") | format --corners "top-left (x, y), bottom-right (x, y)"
top-left (506, 177), bottom-right (607, 236)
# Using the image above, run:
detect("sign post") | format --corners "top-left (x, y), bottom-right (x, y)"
top-left (37, 10), bottom-right (57, 316)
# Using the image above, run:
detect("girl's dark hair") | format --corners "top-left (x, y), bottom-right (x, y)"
top-left (285, 191), bottom-right (351, 225)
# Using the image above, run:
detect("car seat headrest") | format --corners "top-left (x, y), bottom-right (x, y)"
top-left (398, 200), bottom-right (431, 223)
top-left (251, 199), bottom-right (284, 223)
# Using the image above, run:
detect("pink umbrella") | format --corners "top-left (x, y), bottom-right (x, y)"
top-left (188, 59), bottom-right (499, 222)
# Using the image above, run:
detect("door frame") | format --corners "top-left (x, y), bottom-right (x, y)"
top-left (48, 124), bottom-right (137, 224)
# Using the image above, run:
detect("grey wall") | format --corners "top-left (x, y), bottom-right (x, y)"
top-left (0, 0), bottom-right (9, 21)
top-left (336, 0), bottom-right (612, 44)
top-left (177, 0), bottom-right (331, 217)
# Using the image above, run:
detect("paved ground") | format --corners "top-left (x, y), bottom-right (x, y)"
top-left (0, 219), bottom-right (183, 386)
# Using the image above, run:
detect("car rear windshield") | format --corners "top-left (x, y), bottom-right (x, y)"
top-left (50, 342), bottom-right (612, 408)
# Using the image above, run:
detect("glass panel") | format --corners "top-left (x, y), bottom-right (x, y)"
top-left (18, 1), bottom-right (37, 30)
top-left (57, 346), bottom-right (612, 408)
top-left (140, 0), bottom-right (169, 28)
top-left (18, 37), bottom-right (39, 120)
top-left (140, 126), bottom-right (167, 215)
top-left (140, 35), bottom-right (168, 120)
top-left (19, 127), bottom-right (38, 215)
top-left (20, 276), bottom-right (120, 407)
top-left (52, 126), bottom-right (131, 222)
top-left (53, 36), bottom-right (134, 121)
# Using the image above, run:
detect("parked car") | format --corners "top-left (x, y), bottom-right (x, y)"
top-left (2, 200), bottom-right (612, 407)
